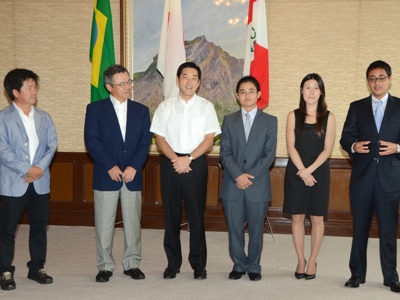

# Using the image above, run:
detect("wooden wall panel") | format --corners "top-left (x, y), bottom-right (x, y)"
top-left (49, 162), bottom-right (73, 201)
top-left (5, 152), bottom-right (395, 238)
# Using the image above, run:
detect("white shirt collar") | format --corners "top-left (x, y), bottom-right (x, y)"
top-left (371, 93), bottom-right (389, 104)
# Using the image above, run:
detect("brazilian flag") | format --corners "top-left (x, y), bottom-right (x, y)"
top-left (89, 0), bottom-right (115, 102)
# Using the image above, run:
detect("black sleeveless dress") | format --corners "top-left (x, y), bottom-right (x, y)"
top-left (283, 109), bottom-right (330, 216)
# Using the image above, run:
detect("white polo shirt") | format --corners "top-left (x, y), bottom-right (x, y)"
top-left (150, 94), bottom-right (221, 153)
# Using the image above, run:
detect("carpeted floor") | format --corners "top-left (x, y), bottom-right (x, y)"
top-left (5, 225), bottom-right (400, 299)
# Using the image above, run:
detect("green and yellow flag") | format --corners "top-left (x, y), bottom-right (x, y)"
top-left (90, 0), bottom-right (115, 102)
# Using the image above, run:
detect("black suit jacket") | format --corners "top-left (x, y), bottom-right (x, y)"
top-left (340, 94), bottom-right (400, 193)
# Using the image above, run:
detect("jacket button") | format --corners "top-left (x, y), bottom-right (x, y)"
top-left (243, 160), bottom-right (246, 164)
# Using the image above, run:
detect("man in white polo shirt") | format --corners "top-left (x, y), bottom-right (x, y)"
top-left (151, 62), bottom-right (221, 280)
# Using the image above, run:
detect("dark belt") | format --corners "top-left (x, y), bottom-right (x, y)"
top-left (175, 152), bottom-right (190, 157)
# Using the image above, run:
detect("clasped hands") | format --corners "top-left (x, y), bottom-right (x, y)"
top-left (172, 156), bottom-right (192, 174)
top-left (24, 166), bottom-right (44, 183)
top-left (236, 173), bottom-right (254, 190)
top-left (297, 168), bottom-right (317, 187)
top-left (353, 140), bottom-right (398, 155)
top-left (108, 166), bottom-right (137, 182)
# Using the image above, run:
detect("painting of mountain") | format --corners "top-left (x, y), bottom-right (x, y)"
top-left (133, 35), bottom-right (244, 121)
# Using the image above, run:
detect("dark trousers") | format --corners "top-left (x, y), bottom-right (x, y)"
top-left (160, 154), bottom-right (208, 270)
top-left (350, 175), bottom-right (400, 283)
top-left (0, 183), bottom-right (49, 274)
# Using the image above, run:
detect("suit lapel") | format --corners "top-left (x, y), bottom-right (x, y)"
top-left (125, 100), bottom-right (135, 146)
top-left (380, 94), bottom-right (399, 133)
top-left (10, 104), bottom-right (29, 139)
top-left (33, 107), bottom-right (43, 141)
top-left (361, 96), bottom-right (377, 133)
top-left (102, 98), bottom-right (124, 144)
top-left (233, 110), bottom-right (246, 150)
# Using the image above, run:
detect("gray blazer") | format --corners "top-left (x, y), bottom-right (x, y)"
top-left (220, 109), bottom-right (277, 203)
top-left (0, 104), bottom-right (57, 197)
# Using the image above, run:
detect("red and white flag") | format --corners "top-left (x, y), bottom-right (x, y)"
top-left (243, 0), bottom-right (269, 109)
top-left (157, 0), bottom-right (186, 100)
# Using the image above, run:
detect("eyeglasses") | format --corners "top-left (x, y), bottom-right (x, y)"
top-left (113, 79), bottom-right (133, 87)
top-left (238, 90), bottom-right (257, 96)
top-left (367, 76), bottom-right (388, 83)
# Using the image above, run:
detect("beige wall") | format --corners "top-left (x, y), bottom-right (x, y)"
top-left (0, 0), bottom-right (120, 152)
top-left (1, 0), bottom-right (400, 157)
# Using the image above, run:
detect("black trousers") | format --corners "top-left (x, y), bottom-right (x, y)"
top-left (160, 154), bottom-right (208, 270)
top-left (0, 183), bottom-right (49, 274)
top-left (350, 175), bottom-right (400, 283)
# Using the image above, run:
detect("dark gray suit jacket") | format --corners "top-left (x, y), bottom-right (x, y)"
top-left (219, 109), bottom-right (277, 202)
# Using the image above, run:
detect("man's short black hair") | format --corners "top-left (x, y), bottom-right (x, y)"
top-left (3, 68), bottom-right (39, 101)
top-left (366, 60), bottom-right (391, 78)
top-left (176, 62), bottom-right (201, 80)
top-left (236, 76), bottom-right (260, 93)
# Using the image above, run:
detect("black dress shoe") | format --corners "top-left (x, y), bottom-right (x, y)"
top-left (124, 268), bottom-right (145, 280)
top-left (194, 268), bottom-right (207, 280)
top-left (95, 270), bottom-right (113, 282)
top-left (27, 269), bottom-right (53, 284)
top-left (384, 281), bottom-right (400, 293)
top-left (295, 259), bottom-right (307, 279)
top-left (344, 276), bottom-right (365, 288)
top-left (305, 263), bottom-right (317, 280)
top-left (163, 267), bottom-right (180, 279)
top-left (229, 270), bottom-right (246, 280)
top-left (1, 271), bottom-right (16, 291)
top-left (248, 273), bottom-right (262, 281)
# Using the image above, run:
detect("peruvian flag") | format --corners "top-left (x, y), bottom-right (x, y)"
top-left (157, 0), bottom-right (186, 100)
top-left (243, 0), bottom-right (269, 109)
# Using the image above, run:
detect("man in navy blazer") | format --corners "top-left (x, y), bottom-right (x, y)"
top-left (341, 60), bottom-right (400, 293)
top-left (220, 76), bottom-right (277, 281)
top-left (84, 65), bottom-right (151, 283)
top-left (0, 69), bottom-right (57, 291)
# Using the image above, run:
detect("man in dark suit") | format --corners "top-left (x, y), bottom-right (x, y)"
top-left (220, 76), bottom-right (277, 281)
top-left (341, 60), bottom-right (400, 293)
top-left (84, 65), bottom-right (152, 283)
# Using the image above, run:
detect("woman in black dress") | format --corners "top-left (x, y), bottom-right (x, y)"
top-left (283, 73), bottom-right (336, 280)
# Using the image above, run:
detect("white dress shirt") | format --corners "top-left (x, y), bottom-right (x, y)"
top-left (110, 95), bottom-right (127, 141)
top-left (14, 102), bottom-right (39, 165)
top-left (150, 94), bottom-right (221, 153)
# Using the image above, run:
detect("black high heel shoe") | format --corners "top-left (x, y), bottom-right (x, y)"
top-left (294, 259), bottom-right (306, 279)
top-left (305, 263), bottom-right (317, 280)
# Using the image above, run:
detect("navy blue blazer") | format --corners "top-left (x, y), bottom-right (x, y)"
top-left (340, 94), bottom-right (400, 193)
top-left (84, 97), bottom-right (152, 192)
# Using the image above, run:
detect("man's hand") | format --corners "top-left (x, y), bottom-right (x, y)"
top-left (353, 141), bottom-right (371, 153)
top-left (122, 166), bottom-right (137, 183)
top-left (379, 140), bottom-right (398, 156)
top-left (235, 173), bottom-right (254, 190)
top-left (108, 166), bottom-right (123, 182)
top-left (172, 156), bottom-right (192, 174)
top-left (24, 166), bottom-right (44, 183)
